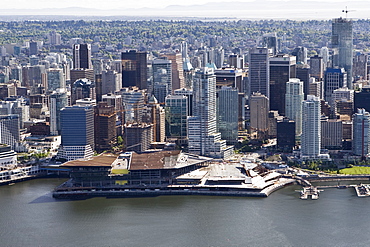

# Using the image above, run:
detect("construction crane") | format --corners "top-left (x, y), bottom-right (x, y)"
top-left (342, 6), bottom-right (355, 18)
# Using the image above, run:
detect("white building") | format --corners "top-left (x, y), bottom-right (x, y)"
top-left (301, 95), bottom-right (329, 160)
top-left (0, 97), bottom-right (29, 129)
top-left (187, 67), bottom-right (233, 159)
top-left (285, 78), bottom-right (304, 138)
top-left (0, 145), bottom-right (17, 168)
top-left (332, 87), bottom-right (354, 102)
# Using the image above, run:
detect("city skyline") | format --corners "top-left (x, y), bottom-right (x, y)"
top-left (1, 0), bottom-right (369, 20)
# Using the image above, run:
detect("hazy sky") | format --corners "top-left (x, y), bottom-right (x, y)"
top-left (4, 0), bottom-right (362, 10)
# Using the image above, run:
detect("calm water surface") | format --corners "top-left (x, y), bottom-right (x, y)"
top-left (1, 178), bottom-right (370, 247)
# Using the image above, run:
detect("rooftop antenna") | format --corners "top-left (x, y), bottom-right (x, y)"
top-left (342, 6), bottom-right (355, 18)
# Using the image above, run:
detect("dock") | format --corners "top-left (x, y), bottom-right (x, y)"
top-left (354, 184), bottom-right (370, 197)
top-left (298, 186), bottom-right (321, 200)
top-left (296, 183), bottom-right (370, 199)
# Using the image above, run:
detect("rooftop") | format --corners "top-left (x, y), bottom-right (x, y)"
top-left (130, 150), bottom-right (182, 170)
top-left (62, 154), bottom-right (118, 167)
top-left (129, 150), bottom-right (213, 170)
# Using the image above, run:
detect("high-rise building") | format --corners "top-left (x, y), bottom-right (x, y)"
top-left (352, 109), bottom-right (370, 158)
top-left (269, 54), bottom-right (296, 115)
top-left (301, 95), bottom-right (328, 160)
top-left (336, 100), bottom-right (353, 120)
top-left (332, 87), bottom-right (354, 117)
top-left (249, 92), bottom-right (269, 140)
top-left (215, 68), bottom-right (244, 92)
top-left (214, 47), bottom-right (225, 68)
top-left (0, 84), bottom-right (17, 101)
top-left (342, 121), bottom-right (353, 148)
top-left (102, 93), bottom-right (123, 136)
top-left (332, 18), bottom-right (353, 88)
top-left (71, 78), bottom-right (95, 105)
top-left (332, 87), bottom-right (353, 103)
top-left (262, 33), bottom-right (278, 55)
top-left (73, 44), bottom-right (92, 70)
top-left (151, 58), bottom-right (172, 103)
top-left (121, 50), bottom-right (147, 89)
top-left (181, 41), bottom-right (189, 61)
top-left (10, 65), bottom-right (22, 83)
top-left (187, 67), bottom-right (233, 158)
top-left (101, 70), bottom-right (121, 95)
top-left (0, 97), bottom-right (29, 130)
top-left (59, 105), bottom-right (94, 161)
top-left (47, 68), bottom-right (65, 92)
top-left (229, 54), bottom-right (244, 69)
top-left (163, 53), bottom-right (184, 92)
top-left (70, 69), bottom-right (94, 83)
top-left (292, 46), bottom-right (307, 64)
top-left (0, 114), bottom-right (20, 149)
top-left (308, 78), bottom-right (322, 99)
top-left (49, 89), bottom-right (68, 136)
top-left (29, 94), bottom-right (48, 119)
top-left (48, 31), bottom-right (62, 46)
top-left (267, 111), bottom-right (281, 139)
top-left (102, 94), bottom-right (123, 113)
top-left (120, 87), bottom-right (146, 124)
top-left (277, 118), bottom-right (296, 153)
top-left (217, 86), bottom-right (239, 145)
top-left (295, 64), bottom-right (310, 99)
top-left (248, 48), bottom-right (269, 98)
top-left (146, 96), bottom-right (165, 143)
top-left (94, 102), bottom-right (117, 152)
top-left (95, 74), bottom-right (103, 102)
top-left (309, 55), bottom-right (324, 81)
top-left (29, 41), bottom-right (38, 56)
top-left (165, 95), bottom-right (188, 140)
top-left (92, 59), bottom-right (103, 75)
top-left (174, 88), bottom-right (193, 116)
top-left (183, 60), bottom-right (194, 89)
top-left (321, 118), bottom-right (343, 150)
top-left (324, 68), bottom-right (347, 106)
top-left (354, 86), bottom-right (370, 113)
top-left (353, 53), bottom-right (368, 81)
top-left (301, 95), bottom-right (320, 157)
top-left (285, 78), bottom-right (304, 138)
top-left (319, 47), bottom-right (329, 69)
top-left (22, 65), bottom-right (47, 91)
top-left (124, 123), bottom-right (153, 153)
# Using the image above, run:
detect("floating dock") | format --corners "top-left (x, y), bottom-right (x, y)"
top-left (298, 187), bottom-right (321, 200)
top-left (354, 184), bottom-right (370, 197)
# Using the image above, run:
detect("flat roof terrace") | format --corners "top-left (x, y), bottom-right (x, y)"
top-left (129, 150), bottom-right (212, 170)
top-left (62, 154), bottom-right (118, 167)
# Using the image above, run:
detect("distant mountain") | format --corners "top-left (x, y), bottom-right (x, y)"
top-left (0, 1), bottom-right (369, 20)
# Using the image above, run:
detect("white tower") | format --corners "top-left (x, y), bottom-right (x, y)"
top-left (285, 78), bottom-right (304, 138)
top-left (301, 95), bottom-right (321, 159)
top-left (187, 67), bottom-right (233, 158)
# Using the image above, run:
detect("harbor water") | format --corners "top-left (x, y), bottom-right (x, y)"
top-left (1, 178), bottom-right (370, 247)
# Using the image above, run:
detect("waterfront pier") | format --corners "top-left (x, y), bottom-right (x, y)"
top-left (298, 186), bottom-right (321, 200)
top-left (354, 184), bottom-right (370, 197)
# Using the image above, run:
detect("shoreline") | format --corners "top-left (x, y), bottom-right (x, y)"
top-left (52, 179), bottom-right (296, 199)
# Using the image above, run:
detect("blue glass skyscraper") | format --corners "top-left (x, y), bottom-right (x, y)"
top-left (59, 105), bottom-right (94, 161)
